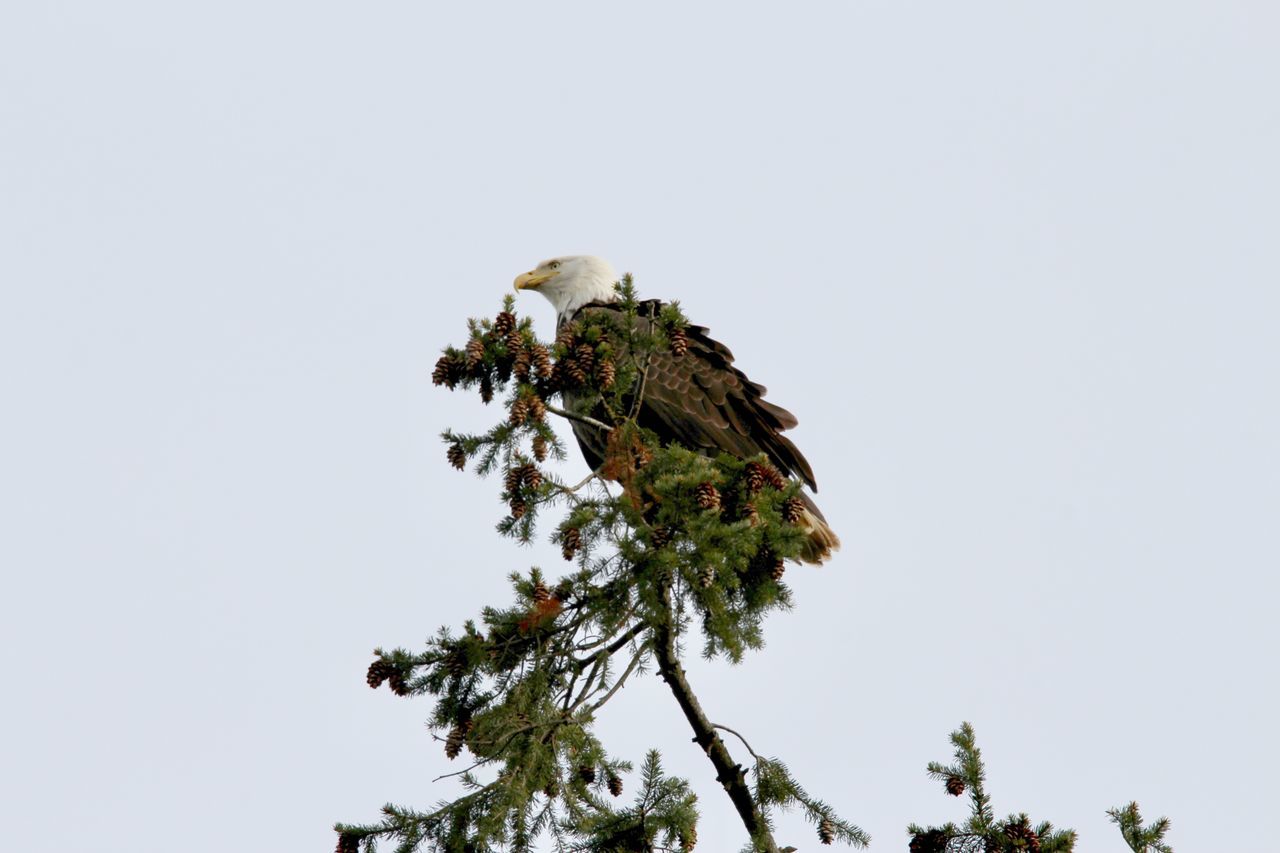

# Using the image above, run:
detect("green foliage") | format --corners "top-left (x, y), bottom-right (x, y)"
top-left (1107, 802), bottom-right (1173, 853)
top-left (339, 284), bottom-right (862, 852)
top-left (907, 723), bottom-right (1077, 853)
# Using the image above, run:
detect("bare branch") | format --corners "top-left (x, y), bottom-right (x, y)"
top-left (545, 403), bottom-right (612, 433)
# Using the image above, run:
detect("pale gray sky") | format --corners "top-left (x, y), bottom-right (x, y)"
top-left (2, 3), bottom-right (1277, 851)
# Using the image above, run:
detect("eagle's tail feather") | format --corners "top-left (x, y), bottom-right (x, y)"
top-left (797, 493), bottom-right (840, 565)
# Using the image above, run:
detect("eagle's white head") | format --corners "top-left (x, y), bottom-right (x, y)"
top-left (513, 255), bottom-right (619, 323)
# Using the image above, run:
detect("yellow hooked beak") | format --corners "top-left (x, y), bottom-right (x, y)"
top-left (514, 268), bottom-right (558, 291)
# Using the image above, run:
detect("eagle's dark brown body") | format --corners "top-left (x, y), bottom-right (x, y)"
top-left (561, 300), bottom-right (838, 563)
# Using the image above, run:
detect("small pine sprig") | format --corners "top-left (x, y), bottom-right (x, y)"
top-left (752, 757), bottom-right (870, 848)
top-left (912, 723), bottom-right (1077, 853)
top-left (1107, 802), bottom-right (1173, 853)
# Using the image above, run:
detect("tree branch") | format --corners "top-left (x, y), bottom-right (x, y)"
top-left (545, 403), bottom-right (612, 433)
top-left (651, 583), bottom-right (780, 853)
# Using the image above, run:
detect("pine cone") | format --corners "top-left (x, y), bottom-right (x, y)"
top-left (505, 327), bottom-right (523, 358)
top-left (532, 581), bottom-right (551, 603)
top-left (465, 337), bottom-right (485, 371)
top-left (447, 443), bottom-right (467, 471)
top-left (770, 558), bottom-right (785, 582)
top-left (565, 358), bottom-right (587, 387)
top-left (509, 397), bottom-right (529, 426)
top-left (531, 344), bottom-right (552, 380)
top-left (578, 764), bottom-right (596, 784)
top-left (387, 668), bottom-right (410, 696)
top-left (909, 829), bottom-right (949, 853)
top-left (505, 466), bottom-right (523, 495)
top-left (519, 463), bottom-right (542, 491)
top-left (598, 359), bottom-right (616, 390)
top-left (680, 825), bottom-right (697, 851)
top-left (527, 396), bottom-right (547, 423)
top-left (607, 774), bottom-right (623, 797)
top-left (574, 342), bottom-right (595, 374)
top-left (493, 311), bottom-right (516, 337)
top-left (509, 495), bottom-right (527, 520)
top-left (819, 817), bottom-right (835, 845)
top-left (781, 496), bottom-right (805, 524)
top-left (741, 502), bottom-right (759, 526)
top-left (555, 325), bottom-right (577, 351)
top-left (479, 373), bottom-right (494, 404)
top-left (432, 354), bottom-right (463, 389)
top-left (698, 565), bottom-right (715, 588)
top-left (513, 347), bottom-right (532, 382)
top-left (366, 659), bottom-right (394, 689)
top-left (945, 775), bottom-right (966, 797)
top-left (532, 434), bottom-right (549, 462)
top-left (445, 723), bottom-right (467, 760)
top-left (669, 325), bottom-right (689, 357)
top-left (743, 462), bottom-right (768, 494)
top-left (1003, 818), bottom-right (1040, 852)
top-left (336, 832), bottom-right (360, 853)
top-left (561, 527), bottom-right (581, 561)
top-left (763, 464), bottom-right (787, 490)
top-left (649, 525), bottom-right (674, 549)
top-left (694, 482), bottom-right (720, 511)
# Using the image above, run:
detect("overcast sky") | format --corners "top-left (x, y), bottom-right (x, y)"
top-left (2, 2), bottom-right (1277, 851)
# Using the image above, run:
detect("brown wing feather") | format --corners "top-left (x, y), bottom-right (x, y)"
top-left (572, 303), bottom-right (819, 491)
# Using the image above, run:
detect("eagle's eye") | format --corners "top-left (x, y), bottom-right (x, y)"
top-left (549, 260), bottom-right (561, 270)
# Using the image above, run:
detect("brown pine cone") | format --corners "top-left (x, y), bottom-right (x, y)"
top-left (509, 495), bottom-right (527, 520)
top-left (532, 435), bottom-right (549, 462)
top-left (909, 829), bottom-right (949, 853)
top-left (493, 311), bottom-right (516, 337)
top-left (698, 565), bottom-right (715, 588)
top-left (680, 825), bottom-right (697, 851)
top-left (669, 325), bottom-right (689, 357)
top-left (527, 396), bottom-right (547, 423)
top-left (781, 496), bottom-right (806, 524)
top-left (532, 581), bottom-right (551, 603)
top-left (649, 525), bottom-right (674, 549)
top-left (509, 397), bottom-right (529, 426)
top-left (578, 764), bottom-right (596, 784)
top-left (770, 558), bottom-right (785, 582)
top-left (945, 775), bottom-right (966, 797)
top-left (694, 482), bottom-right (721, 510)
top-left (445, 723), bottom-right (467, 760)
top-left (598, 359), bottom-right (616, 390)
top-left (432, 354), bottom-right (462, 389)
top-left (565, 356), bottom-right (588, 384)
top-left (607, 774), bottom-right (623, 797)
top-left (447, 443), bottom-right (467, 471)
top-left (366, 659), bottom-right (394, 689)
top-left (504, 466), bottom-right (523, 495)
top-left (479, 374), bottom-right (494, 404)
top-left (519, 463), bottom-right (542, 491)
top-left (741, 502), bottom-right (759, 526)
top-left (446, 650), bottom-right (468, 679)
top-left (513, 347), bottom-right (532, 382)
top-left (743, 462), bottom-right (768, 494)
top-left (531, 344), bottom-right (552, 380)
top-left (336, 832), bottom-right (360, 853)
top-left (561, 526), bottom-right (581, 561)
top-left (1003, 818), bottom-right (1040, 852)
top-left (574, 342), bottom-right (595, 373)
top-left (762, 464), bottom-right (787, 490)
top-left (387, 669), bottom-right (410, 696)
top-left (465, 337), bottom-right (485, 371)
top-left (819, 816), bottom-right (835, 845)
top-left (555, 324), bottom-right (577, 351)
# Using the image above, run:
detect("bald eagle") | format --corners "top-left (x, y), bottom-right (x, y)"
top-left (515, 255), bottom-right (839, 565)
